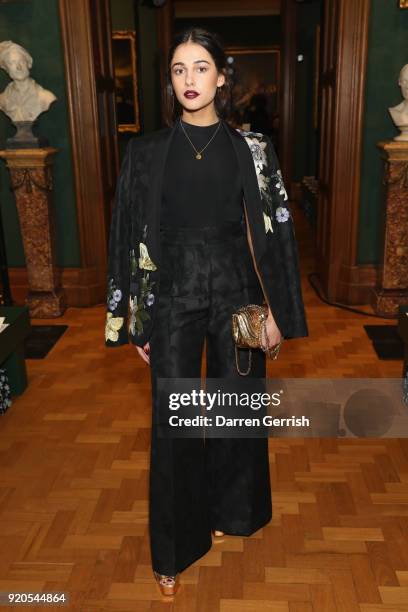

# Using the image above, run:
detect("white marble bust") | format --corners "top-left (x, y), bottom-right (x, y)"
top-left (0, 40), bottom-right (56, 123)
top-left (389, 63), bottom-right (408, 141)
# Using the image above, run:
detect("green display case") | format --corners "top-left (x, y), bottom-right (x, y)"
top-left (0, 306), bottom-right (31, 395)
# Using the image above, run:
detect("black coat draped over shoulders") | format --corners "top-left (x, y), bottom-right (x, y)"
top-left (105, 120), bottom-right (309, 348)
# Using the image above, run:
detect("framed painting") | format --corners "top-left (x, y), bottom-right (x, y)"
top-left (112, 30), bottom-right (140, 133)
top-left (225, 46), bottom-right (280, 137)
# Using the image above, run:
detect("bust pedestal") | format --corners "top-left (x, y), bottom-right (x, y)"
top-left (0, 147), bottom-right (66, 317)
top-left (372, 141), bottom-right (408, 316)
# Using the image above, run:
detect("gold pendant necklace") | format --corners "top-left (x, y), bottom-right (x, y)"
top-left (180, 118), bottom-right (221, 160)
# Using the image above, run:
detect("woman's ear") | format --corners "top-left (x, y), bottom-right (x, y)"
top-left (217, 70), bottom-right (226, 88)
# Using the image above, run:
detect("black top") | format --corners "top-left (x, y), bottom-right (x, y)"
top-left (161, 118), bottom-right (244, 227)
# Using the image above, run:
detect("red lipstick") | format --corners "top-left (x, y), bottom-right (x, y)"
top-left (184, 90), bottom-right (199, 99)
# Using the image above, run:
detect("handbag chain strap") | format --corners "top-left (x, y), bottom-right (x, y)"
top-left (235, 316), bottom-right (268, 376)
top-left (235, 345), bottom-right (252, 376)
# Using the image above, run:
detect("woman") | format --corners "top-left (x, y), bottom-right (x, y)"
top-left (105, 27), bottom-right (308, 596)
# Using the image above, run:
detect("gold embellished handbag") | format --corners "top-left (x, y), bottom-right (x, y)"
top-left (232, 304), bottom-right (283, 375)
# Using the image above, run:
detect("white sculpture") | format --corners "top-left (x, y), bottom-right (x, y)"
top-left (389, 63), bottom-right (408, 142)
top-left (0, 40), bottom-right (56, 147)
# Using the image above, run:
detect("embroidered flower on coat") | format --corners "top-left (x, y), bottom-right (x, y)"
top-left (139, 242), bottom-right (157, 271)
top-left (257, 172), bottom-right (270, 193)
top-left (240, 129), bottom-right (292, 228)
top-left (126, 234), bottom-right (157, 337)
top-left (105, 312), bottom-right (124, 342)
top-left (263, 211), bottom-right (273, 233)
top-left (107, 278), bottom-right (122, 311)
top-left (274, 169), bottom-right (289, 201)
top-left (128, 295), bottom-right (138, 336)
top-left (128, 279), bottom-right (155, 336)
top-left (239, 129), bottom-right (263, 139)
top-left (276, 206), bottom-right (290, 223)
top-left (243, 136), bottom-right (267, 175)
top-left (0, 368), bottom-right (12, 413)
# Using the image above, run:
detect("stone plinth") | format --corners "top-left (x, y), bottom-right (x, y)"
top-left (372, 141), bottom-right (408, 316)
top-left (0, 147), bottom-right (66, 317)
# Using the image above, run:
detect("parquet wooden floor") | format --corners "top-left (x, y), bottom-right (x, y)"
top-left (1, 204), bottom-right (407, 611)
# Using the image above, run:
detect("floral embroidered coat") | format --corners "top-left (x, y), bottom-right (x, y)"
top-left (105, 120), bottom-right (308, 347)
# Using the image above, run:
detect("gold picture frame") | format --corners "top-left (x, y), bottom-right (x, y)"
top-left (112, 30), bottom-right (140, 133)
top-left (400, 0), bottom-right (408, 8)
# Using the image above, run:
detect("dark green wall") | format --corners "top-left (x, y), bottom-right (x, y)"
top-left (293, 1), bottom-right (321, 182)
top-left (111, 0), bottom-right (162, 135)
top-left (136, 2), bottom-right (161, 134)
top-left (0, 0), bottom-right (80, 267)
top-left (357, 0), bottom-right (408, 264)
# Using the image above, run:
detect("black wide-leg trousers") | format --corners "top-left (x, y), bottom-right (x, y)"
top-left (148, 221), bottom-right (272, 575)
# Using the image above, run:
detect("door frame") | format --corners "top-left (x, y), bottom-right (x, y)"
top-left (332, 0), bottom-right (371, 303)
top-left (282, 0), bottom-right (371, 303)
top-left (58, 0), bottom-right (114, 305)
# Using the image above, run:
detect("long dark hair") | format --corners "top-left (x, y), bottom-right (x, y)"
top-left (163, 27), bottom-right (232, 127)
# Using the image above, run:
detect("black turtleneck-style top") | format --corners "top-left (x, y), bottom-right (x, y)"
top-left (161, 118), bottom-right (244, 227)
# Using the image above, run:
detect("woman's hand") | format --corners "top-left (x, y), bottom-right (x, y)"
top-left (136, 342), bottom-right (150, 365)
top-left (261, 309), bottom-right (283, 351)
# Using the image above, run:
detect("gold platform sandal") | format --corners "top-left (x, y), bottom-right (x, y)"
top-left (153, 571), bottom-right (180, 596)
